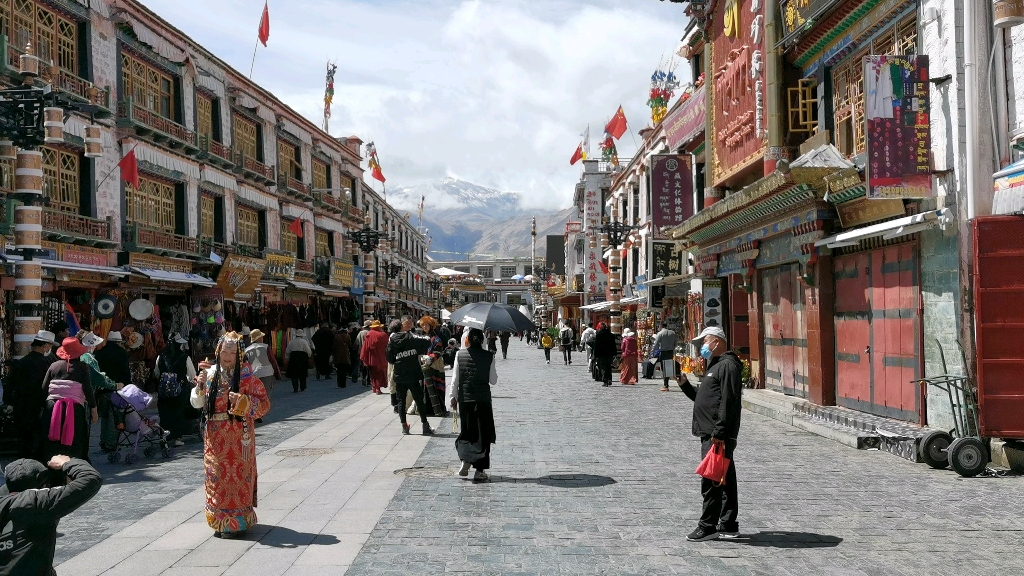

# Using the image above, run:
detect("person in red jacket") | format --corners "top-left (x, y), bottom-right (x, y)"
top-left (620, 328), bottom-right (639, 385)
top-left (359, 320), bottom-right (389, 395)
top-left (0, 455), bottom-right (103, 576)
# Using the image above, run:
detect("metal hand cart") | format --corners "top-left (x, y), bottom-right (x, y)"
top-left (913, 339), bottom-right (989, 477)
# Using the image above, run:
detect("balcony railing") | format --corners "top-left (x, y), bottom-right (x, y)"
top-left (122, 222), bottom-right (199, 256)
top-left (43, 209), bottom-right (113, 245)
top-left (1, 39), bottom-right (112, 116)
top-left (295, 259), bottom-right (314, 274)
top-left (200, 237), bottom-right (234, 261)
top-left (198, 134), bottom-right (234, 169)
top-left (347, 204), bottom-right (364, 222)
top-left (236, 244), bottom-right (264, 258)
top-left (233, 150), bottom-right (276, 186)
top-left (117, 97), bottom-right (199, 155)
top-left (313, 190), bottom-right (342, 213)
top-left (279, 174), bottom-right (312, 201)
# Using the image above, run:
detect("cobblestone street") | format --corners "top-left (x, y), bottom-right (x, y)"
top-left (44, 339), bottom-right (1024, 575)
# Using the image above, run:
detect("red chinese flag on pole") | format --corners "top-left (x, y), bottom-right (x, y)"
top-left (570, 143), bottom-right (583, 165)
top-left (289, 217), bottom-right (303, 238)
top-left (258, 2), bottom-right (270, 47)
top-left (605, 105), bottom-right (628, 140)
top-left (371, 162), bottom-right (386, 183)
top-left (118, 149), bottom-right (139, 189)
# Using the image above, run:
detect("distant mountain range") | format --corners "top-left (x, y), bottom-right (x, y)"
top-left (387, 178), bottom-right (574, 261)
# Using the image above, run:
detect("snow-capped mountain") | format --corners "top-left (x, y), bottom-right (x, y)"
top-left (385, 178), bottom-right (573, 260)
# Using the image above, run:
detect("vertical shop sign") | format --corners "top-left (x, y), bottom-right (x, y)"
top-left (651, 241), bottom-right (675, 308)
top-left (350, 265), bottom-right (366, 295)
top-left (583, 183), bottom-right (607, 296)
top-left (651, 154), bottom-right (694, 229)
top-left (865, 55), bottom-right (933, 199)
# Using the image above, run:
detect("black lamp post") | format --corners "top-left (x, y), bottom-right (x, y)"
top-left (597, 218), bottom-right (637, 250)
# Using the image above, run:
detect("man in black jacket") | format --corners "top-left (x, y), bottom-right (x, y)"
top-left (679, 326), bottom-right (743, 542)
top-left (386, 315), bottom-right (434, 435)
top-left (590, 323), bottom-right (618, 386)
top-left (4, 330), bottom-right (57, 457)
top-left (0, 455), bottom-right (103, 575)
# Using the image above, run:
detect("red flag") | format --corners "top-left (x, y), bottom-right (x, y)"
top-left (258, 2), bottom-right (270, 47)
top-left (570, 143), bottom-right (583, 165)
top-left (371, 164), bottom-right (386, 183)
top-left (288, 217), bottom-right (303, 238)
top-left (605, 105), bottom-right (628, 140)
top-left (118, 149), bottom-right (139, 189)
top-left (414, 273), bottom-right (421, 281)
top-left (598, 260), bottom-right (609, 275)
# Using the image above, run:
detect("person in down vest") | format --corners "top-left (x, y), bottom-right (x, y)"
top-left (446, 328), bottom-right (498, 483)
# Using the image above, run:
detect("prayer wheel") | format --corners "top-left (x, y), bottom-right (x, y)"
top-left (363, 270), bottom-right (375, 293)
top-left (11, 148), bottom-right (44, 359)
top-left (14, 204), bottom-right (42, 249)
top-left (15, 149), bottom-right (42, 196)
top-left (0, 141), bottom-right (15, 160)
top-left (84, 125), bottom-right (103, 158)
top-left (19, 51), bottom-right (39, 77)
top-left (43, 107), bottom-right (63, 144)
top-left (600, 232), bottom-right (609, 250)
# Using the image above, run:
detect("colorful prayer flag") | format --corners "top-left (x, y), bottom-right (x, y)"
top-left (324, 63), bottom-right (337, 119)
top-left (570, 143), bottom-right (583, 165)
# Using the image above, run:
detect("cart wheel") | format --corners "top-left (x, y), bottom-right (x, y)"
top-left (162, 447), bottom-right (173, 458)
top-left (919, 430), bottom-right (952, 469)
top-left (107, 451), bottom-right (119, 464)
top-left (124, 453), bottom-right (137, 465)
top-left (948, 437), bottom-right (988, 477)
top-left (144, 446), bottom-right (155, 458)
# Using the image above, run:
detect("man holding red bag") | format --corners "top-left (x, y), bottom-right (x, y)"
top-left (679, 326), bottom-right (744, 542)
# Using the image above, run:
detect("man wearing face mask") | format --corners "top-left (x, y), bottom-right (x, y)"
top-left (4, 330), bottom-right (58, 457)
top-left (679, 326), bottom-right (743, 542)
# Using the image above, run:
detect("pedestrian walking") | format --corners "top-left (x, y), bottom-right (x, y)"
top-left (447, 328), bottom-right (497, 483)
top-left (680, 326), bottom-right (744, 542)
top-left (285, 332), bottom-right (313, 392)
top-left (651, 322), bottom-right (678, 391)
top-left (75, 331), bottom-right (120, 451)
top-left (540, 331), bottom-right (554, 364)
top-left (244, 329), bottom-right (279, 422)
top-left (354, 320), bottom-right (371, 386)
top-left (486, 331), bottom-right (498, 354)
top-left (620, 328), bottom-right (639, 385)
top-left (579, 322), bottom-right (596, 371)
top-left (4, 330), bottom-right (57, 457)
top-left (558, 320), bottom-right (574, 365)
top-left (189, 332), bottom-right (270, 538)
top-left (348, 324), bottom-right (361, 383)
top-left (360, 320), bottom-right (389, 394)
top-left (0, 454), bottom-right (102, 576)
top-left (591, 323), bottom-right (617, 387)
top-left (498, 331), bottom-right (511, 359)
top-left (386, 320), bottom-right (402, 409)
top-left (39, 337), bottom-right (97, 462)
top-left (419, 316), bottom-right (449, 417)
top-left (154, 333), bottom-right (196, 446)
top-left (386, 316), bottom-right (434, 435)
top-left (94, 331), bottom-right (130, 451)
top-left (333, 325), bottom-right (352, 388)
top-left (311, 324), bottom-right (335, 380)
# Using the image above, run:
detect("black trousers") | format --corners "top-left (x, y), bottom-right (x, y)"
top-left (292, 376), bottom-right (307, 392)
top-left (699, 437), bottom-right (738, 531)
top-left (500, 341), bottom-right (509, 358)
top-left (335, 363), bottom-right (350, 387)
top-left (396, 379), bottom-right (429, 426)
top-left (562, 347), bottom-right (572, 364)
top-left (597, 355), bottom-right (613, 384)
top-left (543, 348), bottom-right (551, 361)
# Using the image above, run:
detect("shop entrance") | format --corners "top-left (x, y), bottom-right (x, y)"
top-left (833, 243), bottom-right (922, 422)
top-left (760, 263), bottom-right (808, 397)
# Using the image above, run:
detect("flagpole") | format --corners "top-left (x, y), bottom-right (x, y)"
top-left (95, 143), bottom-right (141, 190)
top-left (248, 40), bottom-right (259, 79)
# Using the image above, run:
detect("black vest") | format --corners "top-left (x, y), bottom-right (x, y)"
top-left (457, 347), bottom-right (493, 404)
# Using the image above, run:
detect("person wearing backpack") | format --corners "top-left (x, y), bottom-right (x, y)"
top-left (0, 455), bottom-right (102, 576)
top-left (558, 320), bottom-right (575, 365)
top-left (540, 331), bottom-right (554, 364)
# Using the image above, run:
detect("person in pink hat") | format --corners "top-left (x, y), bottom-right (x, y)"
top-left (39, 337), bottom-right (97, 462)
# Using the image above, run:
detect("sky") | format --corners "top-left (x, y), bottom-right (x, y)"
top-left (143, 0), bottom-right (690, 210)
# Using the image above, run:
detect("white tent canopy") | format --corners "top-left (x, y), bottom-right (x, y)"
top-left (433, 267), bottom-right (465, 277)
top-left (441, 308), bottom-right (452, 320)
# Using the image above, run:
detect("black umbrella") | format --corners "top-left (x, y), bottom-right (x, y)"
top-left (449, 302), bottom-right (537, 333)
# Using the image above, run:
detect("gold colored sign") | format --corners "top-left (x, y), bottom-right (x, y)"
top-left (128, 252), bottom-right (192, 273)
top-left (837, 198), bottom-right (905, 228)
top-left (216, 254), bottom-right (267, 301)
top-left (825, 168), bottom-right (862, 195)
top-left (264, 252), bottom-right (296, 281)
top-left (329, 258), bottom-right (354, 288)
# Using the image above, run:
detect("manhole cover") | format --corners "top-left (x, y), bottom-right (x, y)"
top-left (275, 447), bottom-right (334, 457)
top-left (394, 466), bottom-right (454, 478)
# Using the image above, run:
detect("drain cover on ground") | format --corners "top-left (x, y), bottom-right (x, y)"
top-left (275, 447), bottom-right (334, 457)
top-left (394, 466), bottom-right (454, 478)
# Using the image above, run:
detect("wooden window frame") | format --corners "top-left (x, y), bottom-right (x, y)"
top-left (3, 0), bottom-right (77, 73)
top-left (127, 175), bottom-right (176, 233)
top-left (233, 113), bottom-right (260, 160)
top-left (281, 218), bottom-right (299, 255)
top-left (122, 51), bottom-right (173, 119)
top-left (312, 159), bottom-right (329, 192)
top-left (200, 193), bottom-right (215, 239)
top-left (277, 139), bottom-right (301, 181)
top-left (315, 229), bottom-right (331, 258)
top-left (236, 205), bottom-right (260, 247)
top-left (41, 146), bottom-right (80, 214)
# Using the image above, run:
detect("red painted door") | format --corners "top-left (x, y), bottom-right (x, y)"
top-left (973, 216), bottom-right (1024, 438)
top-left (761, 263), bottom-right (808, 397)
top-left (833, 245), bottom-right (922, 422)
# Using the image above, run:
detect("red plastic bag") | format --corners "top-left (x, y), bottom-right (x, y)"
top-left (695, 442), bottom-right (731, 486)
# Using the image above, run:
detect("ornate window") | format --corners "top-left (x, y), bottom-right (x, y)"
top-left (281, 218), bottom-right (298, 255)
top-left (121, 52), bottom-right (172, 119)
top-left (196, 93), bottom-right (213, 141)
top-left (312, 159), bottom-right (329, 192)
top-left (236, 206), bottom-right (259, 246)
top-left (277, 139), bottom-right (300, 180)
top-left (500, 266), bottom-right (517, 278)
top-left (338, 173), bottom-right (354, 198)
top-left (787, 78), bottom-right (818, 135)
top-left (315, 229), bottom-right (331, 258)
top-left (41, 147), bottom-right (79, 214)
top-left (2, 0), bottom-right (77, 73)
top-left (232, 114), bottom-right (259, 159)
top-left (200, 194), bottom-right (215, 239)
top-left (477, 266), bottom-right (493, 279)
top-left (127, 176), bottom-right (175, 233)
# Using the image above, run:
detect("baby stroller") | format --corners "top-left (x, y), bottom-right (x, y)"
top-left (108, 384), bottom-right (173, 464)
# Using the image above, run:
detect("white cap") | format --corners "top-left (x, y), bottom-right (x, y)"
top-left (172, 333), bottom-right (189, 344)
top-left (79, 332), bottom-right (104, 348)
top-left (106, 331), bottom-right (123, 342)
top-left (691, 326), bottom-right (727, 346)
top-left (34, 330), bottom-right (58, 345)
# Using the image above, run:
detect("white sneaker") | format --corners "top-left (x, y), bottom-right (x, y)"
top-left (473, 470), bottom-right (488, 482)
top-left (172, 440), bottom-right (185, 447)
top-left (546, 360), bottom-right (550, 364)
top-left (457, 461), bottom-right (471, 478)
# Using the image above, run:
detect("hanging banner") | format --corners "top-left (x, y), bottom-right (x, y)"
top-left (651, 154), bottom-right (694, 229)
top-left (865, 55), bottom-right (933, 199)
top-left (663, 86), bottom-right (706, 150)
top-left (329, 258), bottom-right (354, 288)
top-left (566, 221), bottom-right (583, 234)
top-left (216, 254), bottom-right (266, 301)
top-left (263, 252), bottom-right (296, 281)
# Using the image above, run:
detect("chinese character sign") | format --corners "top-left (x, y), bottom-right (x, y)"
top-left (651, 155), bottom-right (694, 228)
top-left (865, 55), bottom-right (932, 199)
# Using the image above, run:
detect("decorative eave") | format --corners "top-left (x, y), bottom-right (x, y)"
top-left (792, 0), bottom-right (878, 67)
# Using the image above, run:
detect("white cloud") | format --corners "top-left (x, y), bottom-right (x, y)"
top-left (142, 0), bottom-right (689, 210)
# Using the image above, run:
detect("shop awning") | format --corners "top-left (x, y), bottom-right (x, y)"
top-left (580, 301), bottom-right (612, 311)
top-left (131, 267), bottom-right (216, 286)
top-left (815, 207), bottom-right (952, 249)
top-left (259, 280), bottom-right (288, 289)
top-left (322, 289), bottom-right (349, 298)
top-left (643, 274), bottom-right (692, 287)
top-left (432, 267), bottom-right (465, 277)
top-left (620, 296), bottom-right (645, 304)
top-left (287, 281), bottom-right (326, 292)
top-left (398, 298), bottom-right (429, 311)
top-left (3, 256), bottom-right (128, 278)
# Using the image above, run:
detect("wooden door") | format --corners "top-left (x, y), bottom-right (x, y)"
top-left (761, 263), bottom-right (809, 397)
top-left (834, 252), bottom-right (871, 406)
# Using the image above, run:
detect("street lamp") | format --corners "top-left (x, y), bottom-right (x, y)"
top-left (3, 50), bottom-right (106, 359)
top-left (595, 205), bottom-right (636, 335)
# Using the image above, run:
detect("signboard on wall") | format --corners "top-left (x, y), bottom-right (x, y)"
top-left (651, 154), bottom-right (694, 229)
top-left (864, 55), bottom-right (933, 199)
top-left (263, 252), bottom-right (296, 281)
top-left (351, 266), bottom-right (365, 295)
top-left (651, 241), bottom-right (684, 308)
top-left (663, 86), bottom-right (707, 150)
top-left (566, 221), bottom-right (582, 234)
top-left (711, 0), bottom-right (767, 186)
top-left (328, 258), bottom-right (354, 288)
top-left (216, 254), bottom-right (267, 301)
top-left (702, 281), bottom-right (723, 329)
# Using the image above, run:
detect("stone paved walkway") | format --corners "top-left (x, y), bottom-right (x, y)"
top-left (49, 339), bottom-right (1024, 575)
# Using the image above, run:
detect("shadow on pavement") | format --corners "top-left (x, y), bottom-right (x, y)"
top-left (722, 531), bottom-right (843, 548)
top-left (489, 474), bottom-right (617, 488)
top-left (254, 526), bottom-right (340, 548)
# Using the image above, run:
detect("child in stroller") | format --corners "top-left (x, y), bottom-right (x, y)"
top-left (108, 384), bottom-right (173, 464)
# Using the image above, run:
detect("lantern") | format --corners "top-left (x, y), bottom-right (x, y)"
top-left (84, 125), bottom-right (103, 158)
top-left (43, 107), bottom-right (63, 144)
